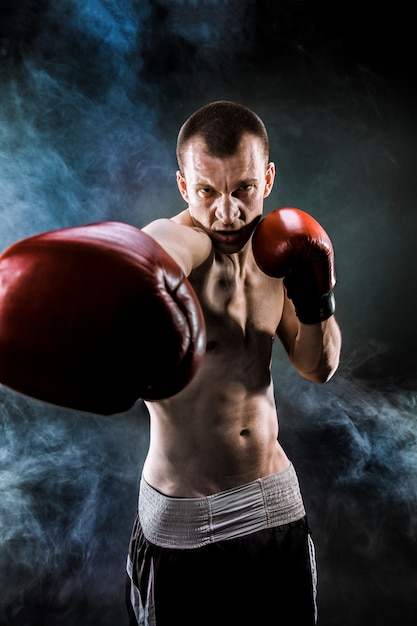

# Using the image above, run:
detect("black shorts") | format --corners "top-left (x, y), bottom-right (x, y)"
top-left (126, 468), bottom-right (317, 626)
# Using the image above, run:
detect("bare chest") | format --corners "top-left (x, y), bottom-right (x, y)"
top-left (189, 254), bottom-right (283, 340)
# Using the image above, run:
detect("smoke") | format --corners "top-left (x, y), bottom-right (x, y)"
top-left (0, 0), bottom-right (254, 249)
top-left (0, 386), bottom-right (148, 625)
top-left (0, 0), bottom-right (173, 248)
top-left (0, 1), bottom-right (416, 624)
top-left (273, 340), bottom-right (417, 625)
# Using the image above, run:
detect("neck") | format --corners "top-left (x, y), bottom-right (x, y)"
top-left (214, 238), bottom-right (255, 273)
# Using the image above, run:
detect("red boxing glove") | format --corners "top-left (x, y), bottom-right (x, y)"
top-left (252, 208), bottom-right (336, 324)
top-left (0, 222), bottom-right (206, 414)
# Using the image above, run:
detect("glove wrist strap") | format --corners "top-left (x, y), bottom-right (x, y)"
top-left (295, 291), bottom-right (336, 325)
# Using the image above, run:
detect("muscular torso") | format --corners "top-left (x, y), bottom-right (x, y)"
top-left (143, 245), bottom-right (291, 497)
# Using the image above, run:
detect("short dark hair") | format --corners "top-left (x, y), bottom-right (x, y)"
top-left (176, 101), bottom-right (269, 171)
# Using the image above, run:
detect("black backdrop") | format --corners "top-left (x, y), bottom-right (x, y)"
top-left (0, 2), bottom-right (416, 625)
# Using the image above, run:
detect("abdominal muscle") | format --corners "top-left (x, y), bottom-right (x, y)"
top-left (142, 363), bottom-right (290, 498)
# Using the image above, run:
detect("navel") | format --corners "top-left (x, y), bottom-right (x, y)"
top-left (240, 429), bottom-right (250, 437)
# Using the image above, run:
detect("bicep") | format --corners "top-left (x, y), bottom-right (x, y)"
top-left (142, 219), bottom-right (212, 276)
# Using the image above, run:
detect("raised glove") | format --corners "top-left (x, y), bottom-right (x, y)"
top-left (252, 208), bottom-right (336, 324)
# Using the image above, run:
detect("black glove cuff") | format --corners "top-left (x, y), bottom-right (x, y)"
top-left (295, 291), bottom-right (336, 325)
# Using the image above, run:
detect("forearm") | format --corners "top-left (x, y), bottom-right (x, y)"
top-left (288, 316), bottom-right (342, 383)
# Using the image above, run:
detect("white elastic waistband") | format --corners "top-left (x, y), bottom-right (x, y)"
top-left (138, 464), bottom-right (306, 549)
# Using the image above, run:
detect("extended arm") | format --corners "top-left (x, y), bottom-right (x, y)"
top-left (0, 222), bottom-right (206, 414)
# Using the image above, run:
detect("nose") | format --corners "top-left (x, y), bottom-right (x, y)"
top-left (214, 196), bottom-right (240, 225)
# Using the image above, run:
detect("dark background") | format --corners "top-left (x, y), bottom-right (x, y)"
top-left (0, 1), bottom-right (416, 624)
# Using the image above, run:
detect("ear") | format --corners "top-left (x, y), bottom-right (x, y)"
top-left (263, 162), bottom-right (275, 198)
top-left (176, 170), bottom-right (189, 203)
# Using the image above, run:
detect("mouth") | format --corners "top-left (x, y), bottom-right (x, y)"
top-left (211, 217), bottom-right (261, 250)
top-left (213, 230), bottom-right (244, 245)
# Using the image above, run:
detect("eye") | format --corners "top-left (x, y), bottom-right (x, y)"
top-left (233, 184), bottom-right (254, 197)
top-left (198, 187), bottom-right (215, 196)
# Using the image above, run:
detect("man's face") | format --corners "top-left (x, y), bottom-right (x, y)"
top-left (177, 133), bottom-right (275, 254)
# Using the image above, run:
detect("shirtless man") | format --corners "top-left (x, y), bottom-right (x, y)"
top-left (127, 101), bottom-right (342, 625)
top-left (0, 100), bottom-right (341, 625)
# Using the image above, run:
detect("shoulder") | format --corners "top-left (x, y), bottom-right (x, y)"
top-left (142, 211), bottom-right (212, 276)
